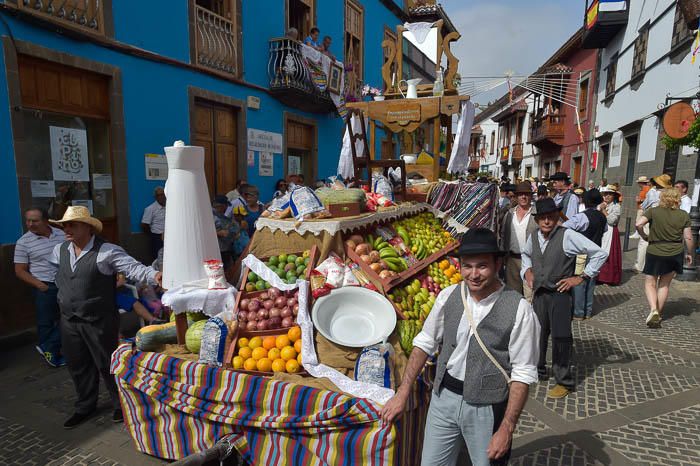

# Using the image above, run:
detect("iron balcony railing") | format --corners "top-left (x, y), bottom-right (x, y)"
top-left (195, 5), bottom-right (237, 75)
top-left (13, 0), bottom-right (104, 34)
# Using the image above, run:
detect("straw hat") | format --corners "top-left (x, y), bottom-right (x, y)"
top-left (573, 187), bottom-right (585, 195)
top-left (636, 176), bottom-right (650, 183)
top-left (50, 206), bottom-right (103, 233)
top-left (652, 174), bottom-right (672, 189)
top-left (599, 184), bottom-right (619, 195)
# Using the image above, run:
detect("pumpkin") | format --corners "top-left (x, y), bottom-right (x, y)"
top-left (185, 320), bottom-right (208, 354)
top-left (135, 322), bottom-right (177, 352)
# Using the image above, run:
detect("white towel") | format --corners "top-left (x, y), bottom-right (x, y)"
top-left (447, 101), bottom-right (476, 174)
top-left (404, 22), bottom-right (434, 44)
top-left (338, 115), bottom-right (364, 179)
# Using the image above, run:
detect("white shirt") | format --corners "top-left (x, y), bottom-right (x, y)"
top-left (510, 208), bottom-right (532, 253)
top-left (412, 284), bottom-right (540, 385)
top-left (680, 195), bottom-right (692, 213)
top-left (49, 236), bottom-right (158, 285)
top-left (14, 226), bottom-right (65, 282)
top-left (641, 187), bottom-right (660, 210)
top-left (141, 201), bottom-right (166, 234)
top-left (520, 228), bottom-right (608, 279)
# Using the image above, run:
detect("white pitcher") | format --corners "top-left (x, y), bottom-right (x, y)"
top-left (398, 78), bottom-right (421, 99)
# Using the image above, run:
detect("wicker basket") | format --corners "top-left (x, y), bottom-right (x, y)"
top-left (679, 0), bottom-right (700, 29)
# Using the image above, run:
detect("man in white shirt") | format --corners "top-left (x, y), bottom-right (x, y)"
top-left (675, 180), bottom-right (693, 213)
top-left (49, 206), bottom-right (161, 429)
top-left (141, 186), bottom-right (166, 261)
top-left (550, 172), bottom-right (579, 221)
top-left (500, 182), bottom-right (537, 300)
top-left (14, 208), bottom-right (66, 367)
top-left (381, 229), bottom-right (540, 466)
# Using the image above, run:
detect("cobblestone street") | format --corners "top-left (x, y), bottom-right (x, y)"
top-left (0, 250), bottom-right (699, 465)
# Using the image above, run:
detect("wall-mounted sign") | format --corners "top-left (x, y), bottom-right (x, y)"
top-left (30, 180), bottom-right (56, 198)
top-left (259, 152), bottom-right (273, 177)
top-left (145, 153), bottom-right (168, 180)
top-left (92, 173), bottom-right (113, 190)
top-left (72, 199), bottom-right (94, 214)
top-left (248, 128), bottom-right (283, 153)
top-left (247, 96), bottom-right (261, 110)
top-left (50, 126), bottom-right (89, 182)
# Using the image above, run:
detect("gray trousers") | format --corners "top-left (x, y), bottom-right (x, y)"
top-left (60, 314), bottom-right (121, 414)
top-left (422, 388), bottom-right (509, 466)
top-left (533, 289), bottom-right (574, 389)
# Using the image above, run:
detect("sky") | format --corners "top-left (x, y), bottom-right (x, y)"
top-left (439, 0), bottom-right (584, 107)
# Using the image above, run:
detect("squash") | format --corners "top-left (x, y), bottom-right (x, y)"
top-left (185, 320), bottom-right (208, 354)
top-left (135, 322), bottom-right (177, 352)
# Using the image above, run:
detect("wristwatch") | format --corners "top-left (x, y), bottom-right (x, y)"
top-left (580, 272), bottom-right (590, 281)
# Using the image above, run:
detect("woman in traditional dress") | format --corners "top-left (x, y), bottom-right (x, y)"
top-left (597, 185), bottom-right (622, 285)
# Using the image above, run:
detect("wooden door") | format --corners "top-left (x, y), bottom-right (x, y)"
top-left (572, 157), bottom-right (582, 185)
top-left (192, 100), bottom-right (238, 198)
top-left (286, 119), bottom-right (315, 183)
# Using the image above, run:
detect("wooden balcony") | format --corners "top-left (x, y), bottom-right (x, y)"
top-left (195, 5), bottom-right (238, 75)
top-left (582, 0), bottom-right (629, 49)
top-left (268, 38), bottom-right (336, 114)
top-left (529, 115), bottom-right (565, 145)
top-left (511, 142), bottom-right (524, 162)
top-left (10, 0), bottom-right (104, 35)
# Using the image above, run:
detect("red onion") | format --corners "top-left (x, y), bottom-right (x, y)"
top-left (281, 307), bottom-right (292, 318)
top-left (268, 316), bottom-right (282, 329)
top-left (292, 304), bottom-right (299, 316)
top-left (257, 309), bottom-right (269, 320)
top-left (260, 292), bottom-right (270, 301)
top-left (269, 288), bottom-right (282, 299)
top-left (281, 316), bottom-right (294, 328)
top-left (238, 311), bottom-right (248, 322)
top-left (257, 320), bottom-right (269, 331)
top-left (248, 299), bottom-right (260, 312)
top-left (263, 299), bottom-right (274, 310)
top-left (240, 298), bottom-right (250, 310)
top-left (269, 308), bottom-right (281, 319)
top-left (246, 321), bottom-right (257, 331)
top-left (287, 298), bottom-right (297, 308)
top-left (275, 296), bottom-right (287, 308)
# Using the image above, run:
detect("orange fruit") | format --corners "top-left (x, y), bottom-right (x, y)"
top-left (262, 336), bottom-right (277, 350)
top-left (237, 337), bottom-right (249, 348)
top-left (238, 347), bottom-right (252, 359)
top-left (248, 336), bottom-right (263, 350)
top-left (287, 326), bottom-right (302, 343)
top-left (275, 335), bottom-right (291, 349)
top-left (294, 339), bottom-right (302, 353)
top-left (297, 353), bottom-right (302, 365)
top-left (256, 358), bottom-right (272, 372)
top-left (267, 348), bottom-right (281, 361)
top-left (251, 347), bottom-right (268, 361)
top-left (280, 346), bottom-right (297, 361)
top-left (271, 358), bottom-right (287, 372)
top-left (232, 356), bottom-right (244, 369)
top-left (243, 358), bottom-right (257, 371)
top-left (285, 359), bottom-right (300, 373)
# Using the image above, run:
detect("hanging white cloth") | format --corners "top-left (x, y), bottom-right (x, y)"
top-left (447, 101), bottom-right (476, 174)
top-left (337, 114), bottom-right (364, 179)
top-left (404, 22), bottom-right (434, 44)
top-left (161, 141), bottom-right (221, 290)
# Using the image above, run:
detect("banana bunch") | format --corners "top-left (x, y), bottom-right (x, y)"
top-left (396, 320), bottom-right (421, 356)
top-left (393, 213), bottom-right (455, 259)
top-left (395, 225), bottom-right (411, 248)
top-left (388, 279), bottom-right (436, 321)
top-left (366, 234), bottom-right (407, 272)
top-left (410, 238), bottom-right (430, 260)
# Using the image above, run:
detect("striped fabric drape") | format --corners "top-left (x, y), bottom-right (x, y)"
top-left (111, 344), bottom-right (428, 464)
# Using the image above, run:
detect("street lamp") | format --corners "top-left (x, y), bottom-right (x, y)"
top-left (678, 152), bottom-right (700, 281)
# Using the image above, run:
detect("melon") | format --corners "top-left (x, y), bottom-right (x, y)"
top-left (135, 322), bottom-right (177, 352)
top-left (185, 320), bottom-right (208, 354)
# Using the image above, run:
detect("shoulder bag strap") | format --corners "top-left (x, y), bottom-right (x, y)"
top-left (461, 282), bottom-right (512, 385)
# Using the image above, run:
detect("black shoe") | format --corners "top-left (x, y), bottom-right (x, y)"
top-left (112, 409), bottom-right (123, 423)
top-left (64, 411), bottom-right (93, 429)
top-left (538, 372), bottom-right (549, 382)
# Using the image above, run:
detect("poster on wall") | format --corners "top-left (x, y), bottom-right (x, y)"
top-left (259, 152), bottom-right (273, 176)
top-left (288, 155), bottom-right (301, 176)
top-left (608, 131), bottom-right (622, 168)
top-left (92, 173), bottom-right (113, 190)
top-left (50, 126), bottom-right (89, 182)
top-left (248, 129), bottom-right (283, 153)
top-left (145, 153), bottom-right (168, 180)
top-left (72, 199), bottom-right (94, 214)
top-left (247, 150), bottom-right (255, 167)
top-left (30, 180), bottom-right (56, 198)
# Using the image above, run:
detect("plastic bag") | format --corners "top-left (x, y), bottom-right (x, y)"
top-left (372, 174), bottom-right (394, 201)
top-left (354, 343), bottom-right (394, 389)
top-left (289, 186), bottom-right (324, 220)
top-left (203, 260), bottom-right (227, 289)
top-left (199, 317), bottom-right (229, 367)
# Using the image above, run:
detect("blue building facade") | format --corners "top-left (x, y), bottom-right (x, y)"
top-left (0, 0), bottom-right (412, 335)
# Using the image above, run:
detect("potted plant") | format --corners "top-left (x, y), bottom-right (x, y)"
top-left (362, 84), bottom-right (384, 101)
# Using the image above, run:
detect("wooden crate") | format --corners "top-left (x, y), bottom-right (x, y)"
top-left (405, 164), bottom-right (436, 182)
top-left (223, 327), bottom-right (308, 376)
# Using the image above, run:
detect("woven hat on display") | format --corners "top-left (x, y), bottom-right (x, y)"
top-left (49, 206), bottom-right (103, 233)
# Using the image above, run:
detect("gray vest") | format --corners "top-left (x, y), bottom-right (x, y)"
top-left (434, 286), bottom-right (521, 404)
top-left (55, 237), bottom-right (116, 322)
top-left (531, 227), bottom-right (576, 292)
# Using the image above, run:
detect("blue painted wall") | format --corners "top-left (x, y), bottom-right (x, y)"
top-left (0, 1), bottom-right (404, 244)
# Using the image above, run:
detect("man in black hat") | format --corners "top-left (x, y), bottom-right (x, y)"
top-left (562, 189), bottom-right (608, 320)
top-left (500, 181), bottom-right (537, 300)
top-left (521, 198), bottom-right (607, 399)
top-left (381, 229), bottom-right (540, 466)
top-left (550, 172), bottom-right (579, 221)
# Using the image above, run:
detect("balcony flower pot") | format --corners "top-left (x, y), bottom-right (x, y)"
top-left (679, 0), bottom-right (700, 29)
top-left (373, 95), bottom-right (385, 101)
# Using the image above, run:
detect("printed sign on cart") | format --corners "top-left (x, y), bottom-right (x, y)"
top-left (50, 126), bottom-right (89, 182)
top-left (259, 152), bottom-right (273, 177)
top-left (247, 129), bottom-right (283, 153)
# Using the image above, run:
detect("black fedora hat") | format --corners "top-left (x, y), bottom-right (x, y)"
top-left (451, 228), bottom-right (504, 257)
top-left (534, 198), bottom-right (561, 216)
top-left (549, 171), bottom-right (570, 182)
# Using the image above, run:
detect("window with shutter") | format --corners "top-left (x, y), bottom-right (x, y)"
top-left (605, 57), bottom-right (617, 98)
top-left (345, 0), bottom-right (364, 99)
top-left (631, 26), bottom-right (649, 79)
